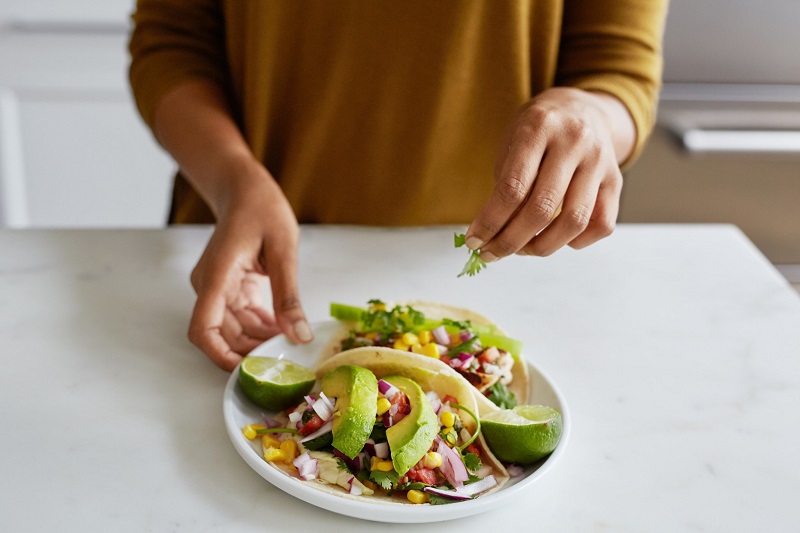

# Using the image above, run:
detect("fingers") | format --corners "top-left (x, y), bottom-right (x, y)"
top-left (568, 169), bottom-right (621, 250)
top-left (466, 112), bottom-right (548, 252)
top-left (261, 238), bottom-right (313, 345)
top-left (188, 280), bottom-right (243, 371)
top-left (469, 91), bottom-right (624, 260)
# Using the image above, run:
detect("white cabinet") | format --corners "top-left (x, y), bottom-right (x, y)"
top-left (0, 0), bottom-right (175, 228)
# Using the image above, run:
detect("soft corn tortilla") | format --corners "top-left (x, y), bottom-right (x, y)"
top-left (323, 300), bottom-right (530, 406)
top-left (270, 349), bottom-right (510, 504)
top-left (304, 346), bottom-right (510, 505)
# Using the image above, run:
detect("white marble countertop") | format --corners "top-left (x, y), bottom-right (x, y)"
top-left (1, 224), bottom-right (799, 532)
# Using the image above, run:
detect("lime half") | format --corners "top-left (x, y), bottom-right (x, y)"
top-left (238, 356), bottom-right (316, 411)
top-left (481, 405), bottom-right (562, 464)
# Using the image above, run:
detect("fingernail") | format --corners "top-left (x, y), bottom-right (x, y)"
top-left (293, 321), bottom-right (313, 343)
top-left (466, 236), bottom-right (484, 250)
top-left (481, 251), bottom-right (499, 263)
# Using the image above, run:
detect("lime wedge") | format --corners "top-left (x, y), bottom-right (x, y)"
top-left (238, 356), bottom-right (316, 411)
top-left (481, 405), bottom-right (562, 464)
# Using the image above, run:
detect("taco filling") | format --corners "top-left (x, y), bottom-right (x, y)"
top-left (330, 300), bottom-right (523, 409)
top-left (243, 364), bottom-right (506, 504)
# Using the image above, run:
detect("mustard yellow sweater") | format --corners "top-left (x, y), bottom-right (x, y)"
top-left (129, 1), bottom-right (667, 225)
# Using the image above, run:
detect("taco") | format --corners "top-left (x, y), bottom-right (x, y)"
top-left (325, 299), bottom-right (529, 412)
top-left (247, 348), bottom-right (509, 505)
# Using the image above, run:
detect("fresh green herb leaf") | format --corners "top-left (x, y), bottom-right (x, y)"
top-left (367, 298), bottom-right (385, 306)
top-left (369, 469), bottom-right (399, 491)
top-left (396, 481), bottom-right (429, 492)
top-left (486, 381), bottom-right (517, 409)
top-left (370, 422), bottom-right (387, 442)
top-left (361, 304), bottom-right (425, 335)
top-left (447, 336), bottom-right (481, 358)
top-left (441, 317), bottom-right (473, 331)
top-left (465, 472), bottom-right (482, 484)
top-left (463, 452), bottom-right (482, 472)
top-left (454, 233), bottom-right (487, 278)
top-left (428, 493), bottom-right (462, 505)
top-left (336, 459), bottom-right (350, 472)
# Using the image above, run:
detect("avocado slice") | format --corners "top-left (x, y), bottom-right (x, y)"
top-left (320, 365), bottom-right (378, 459)
top-left (383, 375), bottom-right (439, 476)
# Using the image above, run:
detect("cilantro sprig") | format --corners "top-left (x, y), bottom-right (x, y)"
top-left (454, 233), bottom-right (487, 278)
top-left (486, 381), bottom-right (517, 409)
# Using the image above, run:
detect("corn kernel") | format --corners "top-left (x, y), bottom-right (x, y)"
top-left (361, 479), bottom-right (377, 491)
top-left (418, 330), bottom-right (432, 345)
top-left (373, 460), bottom-right (394, 472)
top-left (440, 410), bottom-right (455, 428)
top-left (242, 424), bottom-right (266, 440)
top-left (263, 448), bottom-right (286, 462)
top-left (370, 456), bottom-right (381, 470)
top-left (441, 428), bottom-right (457, 447)
top-left (280, 439), bottom-right (298, 461)
top-left (423, 451), bottom-right (443, 469)
top-left (419, 343), bottom-right (439, 359)
top-left (410, 343), bottom-right (424, 355)
top-left (370, 302), bottom-right (386, 312)
top-left (376, 397), bottom-right (392, 415)
top-left (261, 435), bottom-right (281, 450)
top-left (365, 332), bottom-right (376, 340)
top-left (401, 332), bottom-right (419, 346)
top-left (407, 489), bottom-right (430, 504)
top-left (393, 339), bottom-right (410, 351)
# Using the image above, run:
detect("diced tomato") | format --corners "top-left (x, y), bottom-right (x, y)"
top-left (439, 355), bottom-right (452, 366)
top-left (465, 444), bottom-right (482, 457)
top-left (442, 394), bottom-right (459, 405)
top-left (382, 392), bottom-right (410, 426)
top-left (478, 346), bottom-right (500, 364)
top-left (298, 413), bottom-right (324, 436)
top-left (407, 467), bottom-right (438, 485)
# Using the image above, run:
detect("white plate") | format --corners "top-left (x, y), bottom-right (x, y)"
top-left (223, 321), bottom-right (570, 523)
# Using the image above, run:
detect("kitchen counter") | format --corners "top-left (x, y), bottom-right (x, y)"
top-left (1, 225), bottom-right (799, 531)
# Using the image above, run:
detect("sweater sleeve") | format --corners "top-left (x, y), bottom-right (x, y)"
top-left (556, 0), bottom-right (668, 168)
top-left (128, 0), bottom-right (227, 130)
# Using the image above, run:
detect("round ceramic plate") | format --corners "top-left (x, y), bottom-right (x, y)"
top-left (223, 321), bottom-right (570, 523)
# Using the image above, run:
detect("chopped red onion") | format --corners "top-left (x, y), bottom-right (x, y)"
top-left (458, 329), bottom-right (473, 342)
top-left (373, 442), bottom-right (389, 459)
top-left (261, 416), bottom-right (282, 429)
top-left (377, 379), bottom-right (400, 400)
top-left (458, 352), bottom-right (473, 361)
top-left (333, 448), bottom-right (362, 472)
top-left (437, 438), bottom-right (469, 487)
top-left (293, 452), bottom-right (319, 480)
top-left (426, 391), bottom-right (442, 414)
top-left (364, 438), bottom-right (376, 456)
top-left (455, 475), bottom-right (497, 496)
top-left (298, 419), bottom-right (332, 443)
top-left (435, 343), bottom-right (448, 355)
top-left (458, 356), bottom-right (475, 369)
top-left (423, 486), bottom-right (472, 501)
top-left (303, 395), bottom-right (316, 405)
top-left (432, 325), bottom-right (450, 345)
top-left (349, 477), bottom-right (362, 496)
top-left (312, 394), bottom-right (334, 421)
top-left (506, 464), bottom-right (525, 477)
top-left (288, 411), bottom-right (302, 423)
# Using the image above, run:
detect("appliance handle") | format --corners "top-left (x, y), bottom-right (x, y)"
top-left (680, 128), bottom-right (800, 154)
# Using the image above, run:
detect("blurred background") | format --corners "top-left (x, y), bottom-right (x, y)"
top-left (0, 0), bottom-right (797, 290)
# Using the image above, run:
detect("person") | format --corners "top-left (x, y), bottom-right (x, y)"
top-left (129, 1), bottom-right (668, 371)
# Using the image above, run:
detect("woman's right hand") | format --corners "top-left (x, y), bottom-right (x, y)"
top-left (188, 165), bottom-right (312, 371)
